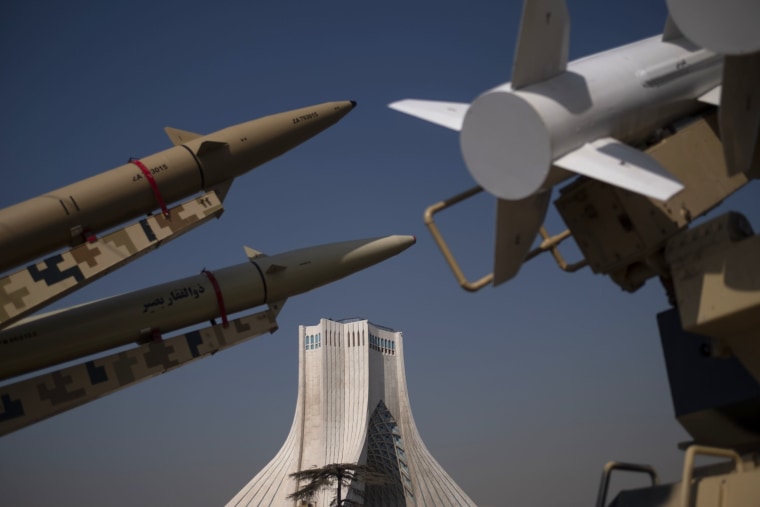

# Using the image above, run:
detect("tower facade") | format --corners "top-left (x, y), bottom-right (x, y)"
top-left (227, 318), bottom-right (476, 507)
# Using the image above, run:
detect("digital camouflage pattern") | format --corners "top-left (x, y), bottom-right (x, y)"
top-left (0, 191), bottom-right (223, 329)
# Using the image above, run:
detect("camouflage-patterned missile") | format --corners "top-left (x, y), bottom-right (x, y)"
top-left (0, 235), bottom-right (415, 381)
top-left (0, 101), bottom-right (356, 274)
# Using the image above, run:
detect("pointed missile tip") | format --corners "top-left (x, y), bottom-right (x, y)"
top-left (398, 234), bottom-right (416, 250)
top-left (350, 100), bottom-right (357, 108)
top-left (395, 235), bottom-right (416, 245)
top-left (374, 235), bottom-right (416, 255)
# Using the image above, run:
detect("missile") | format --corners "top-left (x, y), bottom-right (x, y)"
top-left (390, 0), bottom-right (727, 284)
top-left (458, 36), bottom-right (718, 203)
top-left (0, 101), bottom-right (356, 274)
top-left (0, 235), bottom-right (415, 381)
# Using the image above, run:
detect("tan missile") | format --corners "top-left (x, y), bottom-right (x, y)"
top-left (0, 101), bottom-right (356, 273)
top-left (0, 235), bottom-right (415, 381)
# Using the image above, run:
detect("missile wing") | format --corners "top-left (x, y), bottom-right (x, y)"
top-left (163, 126), bottom-right (236, 201)
top-left (388, 100), bottom-right (468, 131)
top-left (390, 0), bottom-right (729, 286)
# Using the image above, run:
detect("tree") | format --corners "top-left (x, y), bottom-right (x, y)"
top-left (288, 463), bottom-right (387, 506)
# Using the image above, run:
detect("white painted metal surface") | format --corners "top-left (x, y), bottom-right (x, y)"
top-left (388, 0), bottom-right (733, 286)
top-left (227, 318), bottom-right (476, 507)
top-left (667, 0), bottom-right (760, 55)
top-left (461, 35), bottom-right (720, 201)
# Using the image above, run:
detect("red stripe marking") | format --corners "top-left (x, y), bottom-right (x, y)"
top-left (129, 158), bottom-right (170, 217)
top-left (202, 269), bottom-right (229, 328)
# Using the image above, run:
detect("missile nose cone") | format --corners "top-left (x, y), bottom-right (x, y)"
top-left (363, 234), bottom-right (416, 258)
top-left (381, 234), bottom-right (416, 250)
top-left (256, 235), bottom-right (415, 302)
top-left (321, 234), bottom-right (416, 269)
top-left (196, 100), bottom-right (359, 188)
top-left (307, 100), bottom-right (356, 123)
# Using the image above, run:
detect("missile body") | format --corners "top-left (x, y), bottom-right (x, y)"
top-left (0, 101), bottom-right (356, 273)
top-left (461, 35), bottom-right (722, 201)
top-left (0, 235), bottom-right (414, 381)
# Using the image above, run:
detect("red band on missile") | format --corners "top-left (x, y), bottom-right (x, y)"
top-left (129, 158), bottom-right (170, 218)
top-left (202, 269), bottom-right (229, 328)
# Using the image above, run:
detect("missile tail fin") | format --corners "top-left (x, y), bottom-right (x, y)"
top-left (493, 190), bottom-right (550, 286)
top-left (265, 264), bottom-right (287, 274)
top-left (388, 100), bottom-right (468, 131)
top-left (211, 179), bottom-right (234, 203)
top-left (511, 0), bottom-right (569, 89)
top-left (662, 16), bottom-right (684, 42)
top-left (244, 246), bottom-right (265, 259)
top-left (699, 85), bottom-right (722, 106)
top-left (197, 140), bottom-right (229, 156)
top-left (164, 127), bottom-right (202, 146)
top-left (267, 299), bottom-right (287, 318)
top-left (554, 138), bottom-right (684, 201)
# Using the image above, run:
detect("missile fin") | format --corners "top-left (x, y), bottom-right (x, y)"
top-left (197, 140), bottom-right (229, 156)
top-left (511, 0), bottom-right (569, 89)
top-left (662, 16), bottom-right (684, 42)
top-left (267, 299), bottom-right (287, 318)
top-left (211, 179), bottom-right (234, 203)
top-left (698, 85), bottom-right (721, 106)
top-left (493, 190), bottom-right (551, 286)
top-left (265, 264), bottom-right (287, 274)
top-left (164, 127), bottom-right (202, 146)
top-left (554, 138), bottom-right (684, 201)
top-left (244, 246), bottom-right (265, 259)
top-left (719, 53), bottom-right (760, 178)
top-left (388, 100), bottom-right (468, 131)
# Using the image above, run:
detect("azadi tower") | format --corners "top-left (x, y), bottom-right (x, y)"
top-left (227, 318), bottom-right (476, 507)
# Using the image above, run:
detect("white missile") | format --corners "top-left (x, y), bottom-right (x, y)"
top-left (0, 235), bottom-right (415, 381)
top-left (389, 0), bottom-right (731, 285)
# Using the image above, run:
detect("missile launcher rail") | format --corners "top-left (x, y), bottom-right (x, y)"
top-left (0, 191), bottom-right (224, 330)
top-left (0, 300), bottom-right (283, 436)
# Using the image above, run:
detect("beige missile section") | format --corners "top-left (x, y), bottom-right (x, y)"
top-left (0, 191), bottom-right (223, 330)
top-left (0, 235), bottom-right (415, 382)
top-left (0, 302), bottom-right (283, 437)
top-left (0, 101), bottom-right (356, 274)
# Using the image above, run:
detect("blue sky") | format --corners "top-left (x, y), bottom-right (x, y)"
top-left (1, 1), bottom-right (758, 506)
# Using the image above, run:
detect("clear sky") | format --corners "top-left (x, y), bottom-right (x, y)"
top-left (0, 1), bottom-right (758, 506)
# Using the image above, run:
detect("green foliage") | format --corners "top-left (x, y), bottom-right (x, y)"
top-left (288, 463), bottom-right (388, 506)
